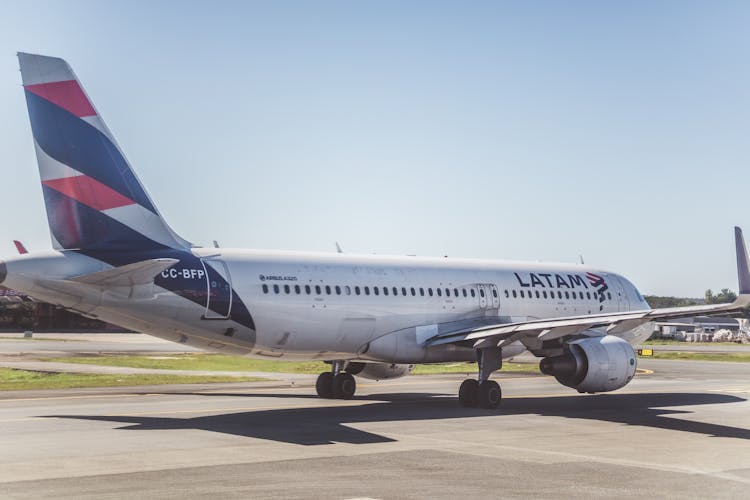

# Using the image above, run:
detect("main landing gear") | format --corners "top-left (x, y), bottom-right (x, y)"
top-left (458, 346), bottom-right (503, 409)
top-left (316, 361), bottom-right (356, 399)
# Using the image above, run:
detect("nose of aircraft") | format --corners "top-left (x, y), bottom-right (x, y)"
top-left (0, 261), bottom-right (6, 284)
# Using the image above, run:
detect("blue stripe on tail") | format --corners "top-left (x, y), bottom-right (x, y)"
top-left (42, 186), bottom-right (169, 251)
top-left (25, 90), bottom-right (157, 213)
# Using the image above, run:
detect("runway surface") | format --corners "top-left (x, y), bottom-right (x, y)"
top-left (1, 334), bottom-right (750, 499)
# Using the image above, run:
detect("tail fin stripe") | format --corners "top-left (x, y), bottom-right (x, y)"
top-left (42, 175), bottom-right (137, 211)
top-left (102, 204), bottom-right (186, 248)
top-left (24, 80), bottom-right (96, 117)
top-left (26, 91), bottom-right (157, 213)
top-left (42, 185), bottom-right (168, 251)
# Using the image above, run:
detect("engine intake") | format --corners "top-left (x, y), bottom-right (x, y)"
top-left (540, 335), bottom-right (637, 393)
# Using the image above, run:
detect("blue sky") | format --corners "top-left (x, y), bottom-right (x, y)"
top-left (1, 1), bottom-right (749, 296)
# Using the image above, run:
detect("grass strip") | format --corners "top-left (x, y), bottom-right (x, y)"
top-left (49, 354), bottom-right (330, 374)
top-left (648, 352), bottom-right (750, 362)
top-left (644, 340), bottom-right (747, 347)
top-left (47, 354), bottom-right (541, 375)
top-left (0, 367), bottom-right (266, 391)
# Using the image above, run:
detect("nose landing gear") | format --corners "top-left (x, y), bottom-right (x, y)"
top-left (458, 346), bottom-right (503, 409)
top-left (315, 360), bottom-right (356, 399)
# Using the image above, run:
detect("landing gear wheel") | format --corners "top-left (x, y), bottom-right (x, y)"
top-left (478, 380), bottom-right (501, 409)
top-left (458, 379), bottom-right (479, 407)
top-left (315, 372), bottom-right (334, 398)
top-left (332, 372), bottom-right (356, 399)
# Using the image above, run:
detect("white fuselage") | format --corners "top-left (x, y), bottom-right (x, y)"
top-left (1, 249), bottom-right (651, 364)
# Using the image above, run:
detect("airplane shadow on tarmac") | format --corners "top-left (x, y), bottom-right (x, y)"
top-left (46, 391), bottom-right (750, 446)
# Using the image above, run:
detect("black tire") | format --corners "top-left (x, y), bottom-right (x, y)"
top-left (332, 373), bottom-right (356, 399)
top-left (478, 380), bottom-right (502, 409)
top-left (458, 379), bottom-right (479, 407)
top-left (316, 372), bottom-right (334, 398)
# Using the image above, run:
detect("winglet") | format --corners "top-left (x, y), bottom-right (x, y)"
top-left (735, 227), bottom-right (750, 294)
top-left (13, 240), bottom-right (28, 255)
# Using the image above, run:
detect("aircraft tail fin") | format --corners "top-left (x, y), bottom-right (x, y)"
top-left (18, 53), bottom-right (190, 252)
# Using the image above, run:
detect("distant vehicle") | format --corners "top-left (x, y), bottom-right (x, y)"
top-left (2, 53), bottom-right (749, 408)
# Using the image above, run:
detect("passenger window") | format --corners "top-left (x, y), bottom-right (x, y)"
top-left (294, 285), bottom-right (301, 294)
top-left (464, 289), bottom-right (469, 298)
top-left (345, 286), bottom-right (351, 295)
top-left (608, 292), bottom-right (612, 300)
top-left (305, 285), bottom-right (311, 294)
top-left (411, 287), bottom-right (416, 296)
top-left (383, 287), bottom-right (389, 296)
top-left (444, 288), bottom-right (449, 297)
top-left (273, 284), bottom-right (280, 294)
top-left (437, 288), bottom-right (442, 297)
top-left (325, 285), bottom-right (331, 295)
top-left (284, 284), bottom-right (290, 294)
top-left (564, 291), bottom-right (569, 299)
top-left (355, 286), bottom-right (361, 295)
top-left (402, 287), bottom-right (407, 296)
top-left (454, 288), bottom-right (459, 297)
top-left (394, 287), bottom-right (399, 296)
top-left (335, 286), bottom-right (341, 295)
top-left (586, 292), bottom-right (591, 299)
top-left (492, 289), bottom-right (498, 298)
top-left (480, 289), bottom-right (485, 297)
top-left (262, 284), bottom-right (268, 294)
top-left (374, 287), bottom-right (380, 296)
top-left (542, 291), bottom-right (547, 299)
top-left (315, 285), bottom-right (321, 295)
top-left (558, 291), bottom-right (562, 299)
top-left (471, 289), bottom-right (476, 297)
top-left (520, 290), bottom-right (524, 298)
top-left (512, 290), bottom-right (517, 298)
top-left (535, 291), bottom-right (540, 298)
top-left (364, 286), bottom-right (370, 295)
top-left (420, 288), bottom-right (425, 296)
top-left (428, 288), bottom-right (433, 296)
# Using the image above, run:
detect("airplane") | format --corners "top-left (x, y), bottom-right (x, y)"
top-left (2, 52), bottom-right (749, 409)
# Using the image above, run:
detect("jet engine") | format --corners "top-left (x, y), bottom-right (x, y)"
top-left (539, 335), bottom-right (637, 393)
top-left (346, 362), bottom-right (414, 380)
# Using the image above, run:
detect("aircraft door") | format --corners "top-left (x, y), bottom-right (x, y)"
top-left (489, 284), bottom-right (500, 308)
top-left (477, 284), bottom-right (488, 308)
top-left (201, 258), bottom-right (233, 319)
top-left (610, 275), bottom-right (631, 312)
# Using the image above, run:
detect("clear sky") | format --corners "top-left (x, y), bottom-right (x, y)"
top-left (1, 1), bottom-right (749, 297)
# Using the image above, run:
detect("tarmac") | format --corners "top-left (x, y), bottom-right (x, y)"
top-left (1, 333), bottom-right (749, 499)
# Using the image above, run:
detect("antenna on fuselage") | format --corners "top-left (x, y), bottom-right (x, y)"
top-left (335, 242), bottom-right (343, 253)
top-left (213, 240), bottom-right (220, 248)
top-left (579, 254), bottom-right (585, 265)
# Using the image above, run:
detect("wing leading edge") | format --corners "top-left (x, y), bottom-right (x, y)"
top-left (426, 227), bottom-right (750, 349)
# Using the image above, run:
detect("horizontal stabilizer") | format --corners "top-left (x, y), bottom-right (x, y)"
top-left (70, 258), bottom-right (178, 287)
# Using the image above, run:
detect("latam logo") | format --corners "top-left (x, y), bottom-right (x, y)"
top-left (515, 271), bottom-right (610, 309)
top-left (586, 272), bottom-right (609, 304)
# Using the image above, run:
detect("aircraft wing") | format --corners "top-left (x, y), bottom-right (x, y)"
top-left (426, 227), bottom-right (750, 350)
top-left (70, 258), bottom-right (178, 287)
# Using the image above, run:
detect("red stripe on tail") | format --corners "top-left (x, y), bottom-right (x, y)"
top-left (42, 175), bottom-right (136, 211)
top-left (25, 80), bottom-right (96, 117)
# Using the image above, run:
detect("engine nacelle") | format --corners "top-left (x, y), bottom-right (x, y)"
top-left (346, 362), bottom-right (414, 380)
top-left (539, 335), bottom-right (637, 393)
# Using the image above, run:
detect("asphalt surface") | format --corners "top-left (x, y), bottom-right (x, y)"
top-left (1, 333), bottom-right (749, 499)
